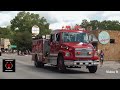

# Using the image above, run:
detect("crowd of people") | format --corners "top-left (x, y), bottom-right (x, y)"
top-left (0, 48), bottom-right (31, 56)
top-left (17, 50), bottom-right (31, 55)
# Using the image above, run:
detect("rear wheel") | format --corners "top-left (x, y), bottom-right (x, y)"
top-left (88, 66), bottom-right (97, 73)
top-left (57, 55), bottom-right (66, 73)
top-left (34, 55), bottom-right (44, 68)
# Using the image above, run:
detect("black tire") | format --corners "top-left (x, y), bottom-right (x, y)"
top-left (57, 55), bottom-right (66, 73)
top-left (88, 66), bottom-right (97, 73)
top-left (34, 55), bottom-right (44, 68)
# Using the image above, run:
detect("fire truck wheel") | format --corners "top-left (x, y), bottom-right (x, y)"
top-left (88, 66), bottom-right (97, 73)
top-left (57, 55), bottom-right (66, 73)
top-left (34, 61), bottom-right (44, 68)
top-left (34, 55), bottom-right (44, 68)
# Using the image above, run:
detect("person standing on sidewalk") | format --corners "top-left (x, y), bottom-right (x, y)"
top-left (99, 50), bottom-right (104, 67)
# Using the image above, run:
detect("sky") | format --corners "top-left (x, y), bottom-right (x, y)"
top-left (1, 11), bottom-right (120, 30)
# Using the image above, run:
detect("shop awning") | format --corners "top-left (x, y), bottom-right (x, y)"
top-left (10, 45), bottom-right (17, 48)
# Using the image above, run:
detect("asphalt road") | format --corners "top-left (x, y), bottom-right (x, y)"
top-left (0, 54), bottom-right (120, 79)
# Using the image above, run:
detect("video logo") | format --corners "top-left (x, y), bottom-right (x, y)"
top-left (3, 59), bottom-right (15, 72)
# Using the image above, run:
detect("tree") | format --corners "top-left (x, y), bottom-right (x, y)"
top-left (81, 19), bottom-right (89, 29)
top-left (10, 11), bottom-right (50, 34)
top-left (0, 27), bottom-right (12, 39)
top-left (80, 19), bottom-right (120, 30)
top-left (100, 20), bottom-right (120, 30)
top-left (89, 20), bottom-right (100, 30)
top-left (10, 11), bottom-right (51, 51)
top-left (13, 31), bottom-right (32, 51)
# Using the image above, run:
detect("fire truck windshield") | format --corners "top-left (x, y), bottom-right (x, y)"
top-left (62, 32), bottom-right (89, 43)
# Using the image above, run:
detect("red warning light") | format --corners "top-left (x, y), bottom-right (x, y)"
top-left (74, 25), bottom-right (81, 29)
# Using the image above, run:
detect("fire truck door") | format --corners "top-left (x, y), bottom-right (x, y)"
top-left (55, 42), bottom-right (60, 54)
top-left (49, 34), bottom-right (56, 56)
top-left (50, 42), bottom-right (55, 53)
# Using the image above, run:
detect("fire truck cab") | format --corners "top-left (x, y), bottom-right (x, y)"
top-left (32, 26), bottom-right (99, 73)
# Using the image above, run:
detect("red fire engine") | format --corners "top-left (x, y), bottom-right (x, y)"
top-left (32, 25), bottom-right (99, 73)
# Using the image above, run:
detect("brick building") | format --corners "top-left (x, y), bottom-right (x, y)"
top-left (91, 30), bottom-right (120, 61)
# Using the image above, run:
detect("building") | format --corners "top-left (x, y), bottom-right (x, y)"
top-left (90, 30), bottom-right (120, 61)
top-left (0, 38), bottom-right (11, 50)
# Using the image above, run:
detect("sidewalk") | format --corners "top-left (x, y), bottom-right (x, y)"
top-left (99, 61), bottom-right (120, 69)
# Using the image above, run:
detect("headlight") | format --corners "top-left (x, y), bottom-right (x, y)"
top-left (88, 51), bottom-right (92, 55)
top-left (76, 52), bottom-right (81, 55)
top-left (61, 45), bottom-right (69, 50)
top-left (65, 52), bottom-right (70, 56)
top-left (66, 46), bottom-right (69, 50)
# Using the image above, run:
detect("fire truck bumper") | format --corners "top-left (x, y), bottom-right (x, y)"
top-left (64, 60), bottom-right (99, 67)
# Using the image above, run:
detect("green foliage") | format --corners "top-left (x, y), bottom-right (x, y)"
top-left (13, 31), bottom-right (32, 51)
top-left (10, 11), bottom-right (51, 51)
top-left (0, 27), bottom-right (12, 39)
top-left (10, 11), bottom-right (51, 34)
top-left (81, 19), bottom-right (89, 28)
top-left (80, 19), bottom-right (120, 30)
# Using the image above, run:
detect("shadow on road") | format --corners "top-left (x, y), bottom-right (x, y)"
top-left (27, 65), bottom-right (89, 74)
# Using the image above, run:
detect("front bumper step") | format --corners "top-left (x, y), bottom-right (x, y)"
top-left (64, 60), bottom-right (99, 67)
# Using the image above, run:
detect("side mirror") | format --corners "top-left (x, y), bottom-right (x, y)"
top-left (56, 37), bottom-right (60, 41)
top-left (56, 34), bottom-right (60, 42)
top-left (48, 40), bottom-right (51, 46)
top-left (50, 35), bottom-right (53, 42)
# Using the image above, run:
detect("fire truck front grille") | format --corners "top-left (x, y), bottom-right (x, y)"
top-left (75, 48), bottom-right (93, 58)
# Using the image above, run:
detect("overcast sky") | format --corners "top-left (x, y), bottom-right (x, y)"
top-left (1, 11), bottom-right (120, 29)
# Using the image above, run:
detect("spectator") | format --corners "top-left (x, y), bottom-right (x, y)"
top-left (99, 50), bottom-right (104, 67)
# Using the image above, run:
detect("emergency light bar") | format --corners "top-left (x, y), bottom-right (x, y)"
top-left (62, 25), bottom-right (85, 30)
top-left (62, 26), bottom-right (71, 30)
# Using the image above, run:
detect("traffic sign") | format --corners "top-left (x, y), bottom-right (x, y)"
top-left (32, 25), bottom-right (40, 36)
